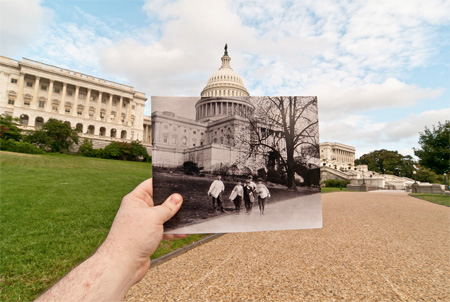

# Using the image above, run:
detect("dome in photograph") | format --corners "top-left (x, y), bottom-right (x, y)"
top-left (200, 45), bottom-right (250, 98)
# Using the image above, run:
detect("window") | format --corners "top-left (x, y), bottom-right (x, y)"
top-left (67, 91), bottom-right (73, 96)
top-left (102, 98), bottom-right (107, 103)
top-left (65, 108), bottom-right (71, 114)
top-left (193, 131), bottom-right (196, 134)
top-left (38, 101), bottom-right (45, 108)
top-left (77, 110), bottom-right (82, 116)
top-left (79, 94), bottom-right (85, 99)
top-left (8, 99), bottom-right (14, 105)
top-left (41, 85), bottom-right (47, 91)
top-left (54, 88), bottom-right (60, 93)
top-left (11, 79), bottom-right (17, 84)
top-left (26, 82), bottom-right (33, 87)
top-left (100, 111), bottom-right (105, 118)
top-left (90, 95), bottom-right (96, 101)
top-left (24, 100), bottom-right (30, 106)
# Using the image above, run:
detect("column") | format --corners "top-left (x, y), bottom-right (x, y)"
top-left (31, 76), bottom-right (40, 108)
top-left (16, 73), bottom-right (25, 106)
top-left (106, 94), bottom-right (113, 122)
top-left (224, 102), bottom-right (227, 115)
top-left (127, 100), bottom-right (132, 125)
top-left (72, 85), bottom-right (80, 116)
top-left (59, 83), bottom-right (67, 114)
top-left (45, 80), bottom-right (54, 112)
top-left (117, 97), bottom-right (123, 123)
top-left (84, 88), bottom-right (91, 118)
top-left (143, 124), bottom-right (147, 143)
top-left (96, 91), bottom-right (103, 120)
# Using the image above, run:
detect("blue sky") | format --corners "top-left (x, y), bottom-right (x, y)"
top-left (1, 0), bottom-right (449, 158)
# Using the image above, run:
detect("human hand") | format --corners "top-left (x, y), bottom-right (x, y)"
top-left (96, 178), bottom-right (185, 286)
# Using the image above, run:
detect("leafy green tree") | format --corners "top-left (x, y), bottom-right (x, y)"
top-left (414, 166), bottom-right (443, 183)
top-left (414, 121), bottom-right (450, 175)
top-left (0, 115), bottom-right (22, 141)
top-left (25, 118), bottom-right (78, 152)
top-left (355, 149), bottom-right (415, 177)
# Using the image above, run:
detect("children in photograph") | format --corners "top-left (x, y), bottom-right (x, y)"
top-left (208, 175), bottom-right (225, 212)
top-left (256, 178), bottom-right (270, 215)
top-left (243, 179), bottom-right (254, 214)
top-left (229, 180), bottom-right (243, 214)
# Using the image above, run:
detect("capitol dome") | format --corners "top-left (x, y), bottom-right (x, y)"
top-left (200, 45), bottom-right (249, 98)
top-left (195, 45), bottom-right (253, 122)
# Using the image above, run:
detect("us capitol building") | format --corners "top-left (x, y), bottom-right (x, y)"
top-left (0, 55), bottom-right (152, 152)
top-left (151, 46), bottom-right (266, 173)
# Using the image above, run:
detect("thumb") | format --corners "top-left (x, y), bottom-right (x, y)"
top-left (152, 193), bottom-right (183, 224)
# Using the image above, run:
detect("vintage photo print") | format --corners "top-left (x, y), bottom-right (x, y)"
top-left (151, 95), bottom-right (321, 233)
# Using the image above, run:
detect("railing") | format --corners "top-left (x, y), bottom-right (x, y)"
top-left (22, 58), bottom-right (135, 92)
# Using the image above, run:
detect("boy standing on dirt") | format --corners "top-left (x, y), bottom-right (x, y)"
top-left (208, 175), bottom-right (225, 212)
top-left (256, 178), bottom-right (270, 215)
top-left (229, 180), bottom-right (243, 214)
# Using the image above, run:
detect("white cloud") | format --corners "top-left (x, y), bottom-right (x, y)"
top-left (0, 0), bottom-right (53, 56)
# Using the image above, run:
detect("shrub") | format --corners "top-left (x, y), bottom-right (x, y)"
top-left (0, 115), bottom-right (22, 141)
top-left (266, 168), bottom-right (287, 185)
top-left (183, 161), bottom-right (199, 175)
top-left (0, 138), bottom-right (45, 154)
top-left (323, 179), bottom-right (350, 187)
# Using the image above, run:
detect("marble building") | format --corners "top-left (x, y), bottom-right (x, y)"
top-left (320, 142), bottom-right (356, 171)
top-left (0, 56), bottom-right (152, 151)
top-left (152, 47), bottom-right (277, 173)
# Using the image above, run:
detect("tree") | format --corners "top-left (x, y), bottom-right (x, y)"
top-left (0, 115), bottom-right (22, 141)
top-left (25, 118), bottom-right (78, 152)
top-left (355, 149), bottom-right (415, 178)
top-left (414, 121), bottom-right (450, 175)
top-left (241, 96), bottom-right (319, 190)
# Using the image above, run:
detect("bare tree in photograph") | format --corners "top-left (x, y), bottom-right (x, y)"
top-left (237, 96), bottom-right (319, 190)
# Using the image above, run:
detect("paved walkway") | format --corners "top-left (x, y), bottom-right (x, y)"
top-left (125, 192), bottom-right (450, 302)
top-left (166, 193), bottom-right (322, 234)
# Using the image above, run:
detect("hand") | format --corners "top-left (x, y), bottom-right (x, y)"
top-left (35, 178), bottom-right (186, 302)
top-left (97, 178), bottom-right (186, 285)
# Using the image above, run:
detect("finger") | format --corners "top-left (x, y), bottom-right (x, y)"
top-left (130, 178), bottom-right (154, 206)
top-left (163, 234), bottom-right (189, 240)
top-left (151, 193), bottom-right (183, 224)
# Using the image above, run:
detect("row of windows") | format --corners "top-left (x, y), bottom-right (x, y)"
top-left (11, 78), bottom-right (134, 108)
top-left (18, 115), bottom-right (130, 138)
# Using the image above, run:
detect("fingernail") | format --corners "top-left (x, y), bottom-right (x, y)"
top-left (170, 194), bottom-right (181, 205)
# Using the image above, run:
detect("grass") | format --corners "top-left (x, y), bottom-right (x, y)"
top-left (409, 193), bottom-right (450, 207)
top-left (0, 151), bottom-right (207, 301)
top-left (321, 187), bottom-right (348, 193)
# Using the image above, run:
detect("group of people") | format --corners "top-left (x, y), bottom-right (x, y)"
top-left (208, 175), bottom-right (271, 215)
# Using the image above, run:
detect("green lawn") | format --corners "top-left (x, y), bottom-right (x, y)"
top-left (321, 187), bottom-right (348, 193)
top-left (0, 151), bottom-right (206, 301)
top-left (409, 193), bottom-right (450, 207)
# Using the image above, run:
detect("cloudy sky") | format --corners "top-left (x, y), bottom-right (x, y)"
top-left (1, 0), bottom-right (448, 158)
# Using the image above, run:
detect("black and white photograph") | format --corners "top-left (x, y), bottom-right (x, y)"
top-left (152, 94), bottom-right (321, 234)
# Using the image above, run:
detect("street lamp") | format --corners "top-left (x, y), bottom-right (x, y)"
top-left (413, 170), bottom-right (417, 184)
top-left (444, 173), bottom-right (448, 191)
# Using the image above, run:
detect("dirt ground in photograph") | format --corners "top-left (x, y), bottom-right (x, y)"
top-left (153, 171), bottom-right (319, 230)
top-left (125, 191), bottom-right (450, 302)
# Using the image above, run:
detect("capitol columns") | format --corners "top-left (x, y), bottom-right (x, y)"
top-left (117, 96), bottom-right (123, 123)
top-left (106, 94), bottom-right (113, 121)
top-left (83, 88), bottom-right (91, 119)
top-left (16, 73), bottom-right (25, 106)
top-left (96, 91), bottom-right (102, 120)
top-left (72, 85), bottom-right (80, 117)
top-left (127, 100), bottom-right (132, 125)
top-left (31, 76), bottom-right (40, 108)
top-left (59, 83), bottom-right (67, 114)
top-left (45, 79), bottom-right (54, 112)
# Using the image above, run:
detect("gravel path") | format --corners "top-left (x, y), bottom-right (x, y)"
top-left (125, 192), bottom-right (450, 302)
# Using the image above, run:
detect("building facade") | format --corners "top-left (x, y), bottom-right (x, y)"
top-left (0, 56), bottom-right (151, 151)
top-left (152, 48), bottom-right (270, 173)
top-left (320, 142), bottom-right (356, 171)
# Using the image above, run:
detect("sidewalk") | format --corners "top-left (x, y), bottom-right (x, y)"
top-left (165, 193), bottom-right (322, 234)
top-left (125, 192), bottom-right (450, 302)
